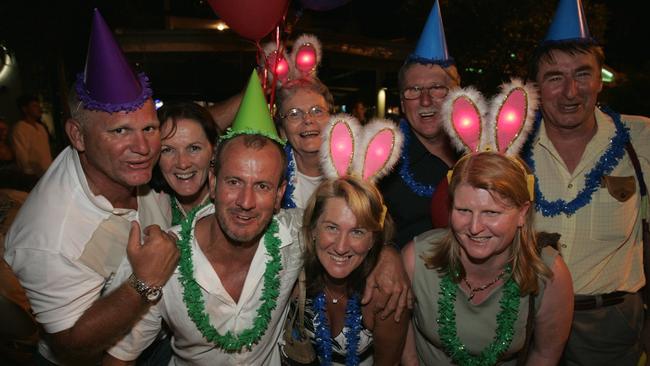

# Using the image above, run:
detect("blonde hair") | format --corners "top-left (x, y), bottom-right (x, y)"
top-left (302, 176), bottom-right (394, 296)
top-left (423, 152), bottom-right (551, 295)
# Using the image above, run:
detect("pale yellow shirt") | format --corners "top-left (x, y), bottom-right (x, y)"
top-left (531, 109), bottom-right (650, 295)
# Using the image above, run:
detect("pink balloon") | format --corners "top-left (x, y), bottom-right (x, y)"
top-left (451, 96), bottom-right (481, 152)
top-left (330, 122), bottom-right (354, 177)
top-left (363, 129), bottom-right (394, 180)
top-left (207, 0), bottom-right (288, 41)
top-left (496, 88), bottom-right (527, 153)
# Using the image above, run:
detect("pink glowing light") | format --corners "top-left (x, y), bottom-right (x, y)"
top-left (330, 122), bottom-right (353, 176)
top-left (267, 52), bottom-right (289, 81)
top-left (496, 88), bottom-right (526, 152)
top-left (295, 45), bottom-right (317, 73)
top-left (452, 97), bottom-right (481, 151)
top-left (363, 130), bottom-right (393, 179)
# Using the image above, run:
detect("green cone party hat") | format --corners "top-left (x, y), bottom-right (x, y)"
top-left (220, 70), bottom-right (285, 145)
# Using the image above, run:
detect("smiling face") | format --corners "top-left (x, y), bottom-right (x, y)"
top-left (159, 118), bottom-right (213, 207)
top-left (279, 89), bottom-right (330, 157)
top-left (536, 49), bottom-right (603, 134)
top-left (314, 197), bottom-right (374, 280)
top-left (209, 136), bottom-right (286, 246)
top-left (400, 63), bottom-right (457, 142)
top-left (451, 183), bottom-right (529, 265)
top-left (71, 99), bottom-right (161, 191)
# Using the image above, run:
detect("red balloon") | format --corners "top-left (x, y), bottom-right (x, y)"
top-left (208, 0), bottom-right (289, 41)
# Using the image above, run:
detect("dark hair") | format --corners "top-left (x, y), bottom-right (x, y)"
top-left (16, 94), bottom-right (39, 113)
top-left (213, 134), bottom-right (287, 186)
top-left (527, 40), bottom-right (604, 81)
top-left (302, 177), bottom-right (394, 297)
top-left (397, 60), bottom-right (461, 92)
top-left (274, 77), bottom-right (334, 125)
top-left (150, 102), bottom-right (220, 193)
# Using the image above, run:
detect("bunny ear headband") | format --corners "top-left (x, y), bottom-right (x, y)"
top-left (320, 114), bottom-right (404, 226)
top-left (260, 34), bottom-right (322, 87)
top-left (441, 78), bottom-right (538, 200)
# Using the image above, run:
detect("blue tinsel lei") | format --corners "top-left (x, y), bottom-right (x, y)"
top-left (313, 291), bottom-right (362, 366)
top-left (282, 144), bottom-right (297, 209)
top-left (398, 120), bottom-right (435, 198)
top-left (521, 106), bottom-right (630, 217)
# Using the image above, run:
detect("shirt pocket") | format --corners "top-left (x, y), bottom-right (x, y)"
top-left (589, 175), bottom-right (637, 242)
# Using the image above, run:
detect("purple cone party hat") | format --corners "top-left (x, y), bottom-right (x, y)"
top-left (407, 0), bottom-right (453, 66)
top-left (544, 0), bottom-right (592, 43)
top-left (76, 9), bottom-right (152, 113)
top-left (220, 70), bottom-right (285, 145)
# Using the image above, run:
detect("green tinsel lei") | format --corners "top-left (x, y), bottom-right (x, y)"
top-left (437, 266), bottom-right (520, 366)
top-left (176, 205), bottom-right (283, 352)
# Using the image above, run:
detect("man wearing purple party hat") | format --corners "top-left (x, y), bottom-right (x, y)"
top-left (524, 0), bottom-right (650, 364)
top-left (380, 0), bottom-right (460, 248)
top-left (4, 9), bottom-right (178, 365)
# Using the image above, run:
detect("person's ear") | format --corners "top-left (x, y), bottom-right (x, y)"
top-left (208, 170), bottom-right (217, 201)
top-left (517, 201), bottom-right (531, 228)
top-left (274, 180), bottom-right (287, 212)
top-left (65, 118), bottom-right (86, 152)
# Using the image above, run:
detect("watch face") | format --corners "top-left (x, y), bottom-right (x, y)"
top-left (146, 288), bottom-right (162, 302)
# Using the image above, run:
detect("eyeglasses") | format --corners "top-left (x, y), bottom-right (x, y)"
top-left (281, 105), bottom-right (329, 124)
top-left (402, 84), bottom-right (449, 100)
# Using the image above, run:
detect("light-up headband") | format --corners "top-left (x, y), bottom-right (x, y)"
top-left (441, 79), bottom-right (539, 200)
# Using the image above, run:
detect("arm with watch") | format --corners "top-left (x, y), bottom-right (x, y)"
top-left (46, 222), bottom-right (178, 364)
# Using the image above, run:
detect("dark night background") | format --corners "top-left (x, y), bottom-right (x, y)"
top-left (0, 0), bottom-right (648, 148)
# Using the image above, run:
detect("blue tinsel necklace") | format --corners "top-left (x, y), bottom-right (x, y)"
top-left (282, 144), bottom-right (297, 209)
top-left (521, 106), bottom-right (630, 217)
top-left (398, 120), bottom-right (435, 198)
top-left (313, 291), bottom-right (362, 366)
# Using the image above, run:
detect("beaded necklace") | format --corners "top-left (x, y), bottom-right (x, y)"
top-left (313, 291), bottom-right (362, 366)
top-left (437, 266), bottom-right (520, 366)
top-left (176, 206), bottom-right (283, 351)
top-left (398, 120), bottom-right (435, 198)
top-left (282, 144), bottom-right (297, 208)
top-left (522, 106), bottom-right (630, 217)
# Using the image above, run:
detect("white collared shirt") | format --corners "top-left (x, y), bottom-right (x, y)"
top-left (108, 205), bottom-right (304, 365)
top-left (4, 146), bottom-right (169, 364)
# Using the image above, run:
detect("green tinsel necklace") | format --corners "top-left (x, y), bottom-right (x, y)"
top-left (176, 205), bottom-right (283, 351)
top-left (437, 265), bottom-right (520, 366)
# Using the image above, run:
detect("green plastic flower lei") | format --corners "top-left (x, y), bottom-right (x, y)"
top-left (176, 206), bottom-right (283, 351)
top-left (437, 266), bottom-right (520, 366)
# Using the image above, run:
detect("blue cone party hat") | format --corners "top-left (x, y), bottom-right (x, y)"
top-left (408, 0), bottom-right (453, 66)
top-left (76, 9), bottom-right (152, 113)
top-left (544, 0), bottom-right (592, 43)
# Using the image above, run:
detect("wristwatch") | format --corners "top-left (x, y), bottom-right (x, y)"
top-left (128, 273), bottom-right (163, 303)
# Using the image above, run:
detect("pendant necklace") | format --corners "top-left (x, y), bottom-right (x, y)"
top-left (463, 269), bottom-right (506, 302)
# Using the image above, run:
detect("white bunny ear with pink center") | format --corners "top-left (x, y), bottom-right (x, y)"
top-left (442, 86), bottom-right (492, 153)
top-left (320, 114), bottom-right (360, 179)
top-left (488, 79), bottom-right (538, 156)
top-left (261, 42), bottom-right (291, 86)
top-left (353, 118), bottom-right (404, 183)
top-left (290, 34), bottom-right (322, 80)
